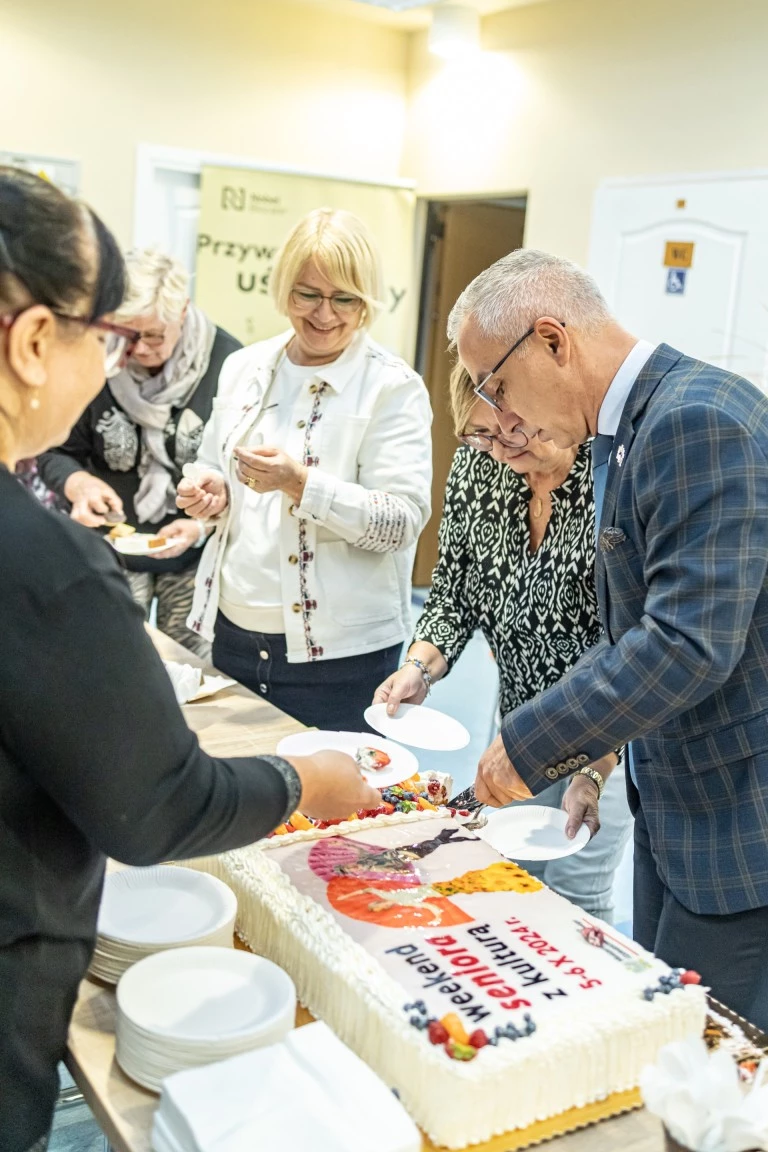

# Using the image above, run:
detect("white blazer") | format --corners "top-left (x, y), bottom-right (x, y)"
top-left (188, 330), bottom-right (433, 662)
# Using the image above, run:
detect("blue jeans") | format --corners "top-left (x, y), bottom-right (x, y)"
top-left (515, 765), bottom-right (633, 923)
top-left (212, 612), bottom-right (401, 732)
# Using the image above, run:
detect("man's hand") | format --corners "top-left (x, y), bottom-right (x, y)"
top-left (176, 471), bottom-right (228, 520)
top-left (475, 734), bottom-right (534, 807)
top-left (562, 774), bottom-right (600, 840)
top-left (234, 446), bottom-right (307, 503)
top-left (64, 471), bottom-right (123, 528)
top-left (372, 664), bottom-right (428, 715)
top-left (285, 751), bottom-right (381, 821)
top-left (157, 518), bottom-right (205, 559)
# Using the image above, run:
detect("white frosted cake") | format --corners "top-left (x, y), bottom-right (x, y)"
top-left (188, 812), bottom-right (706, 1148)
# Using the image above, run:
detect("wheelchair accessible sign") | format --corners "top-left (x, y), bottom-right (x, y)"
top-left (664, 241), bottom-right (694, 296)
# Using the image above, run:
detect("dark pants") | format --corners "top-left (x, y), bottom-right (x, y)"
top-left (0, 937), bottom-right (90, 1152)
top-left (212, 613), bottom-right (401, 732)
top-left (633, 805), bottom-right (768, 1030)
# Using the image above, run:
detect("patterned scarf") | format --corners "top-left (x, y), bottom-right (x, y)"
top-left (109, 303), bottom-right (216, 523)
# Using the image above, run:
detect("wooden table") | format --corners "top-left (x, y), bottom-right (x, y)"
top-left (65, 630), bottom-right (668, 1152)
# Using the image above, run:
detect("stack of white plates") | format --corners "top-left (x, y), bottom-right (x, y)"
top-left (88, 866), bottom-right (237, 984)
top-left (116, 946), bottom-right (296, 1091)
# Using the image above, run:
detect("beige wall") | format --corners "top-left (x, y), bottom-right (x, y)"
top-left (0, 0), bottom-right (409, 245)
top-left (404, 0), bottom-right (768, 264)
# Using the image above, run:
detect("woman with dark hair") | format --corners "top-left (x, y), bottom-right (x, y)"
top-left (0, 169), bottom-right (379, 1152)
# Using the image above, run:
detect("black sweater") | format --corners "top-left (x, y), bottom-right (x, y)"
top-left (38, 326), bottom-right (240, 573)
top-left (0, 467), bottom-right (298, 1149)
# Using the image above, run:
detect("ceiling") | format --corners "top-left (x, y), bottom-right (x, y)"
top-left (293, 0), bottom-right (555, 29)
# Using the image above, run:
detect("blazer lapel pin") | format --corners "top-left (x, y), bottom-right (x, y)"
top-left (616, 444), bottom-right (626, 466)
top-left (600, 526), bottom-right (627, 551)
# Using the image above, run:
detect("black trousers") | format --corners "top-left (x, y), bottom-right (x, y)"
top-left (0, 937), bottom-right (90, 1152)
top-left (633, 805), bottom-right (768, 1030)
top-left (212, 613), bottom-right (401, 732)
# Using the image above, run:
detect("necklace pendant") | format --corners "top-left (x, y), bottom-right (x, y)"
top-left (532, 496), bottom-right (543, 519)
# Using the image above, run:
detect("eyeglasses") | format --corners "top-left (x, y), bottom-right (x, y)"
top-left (132, 330), bottom-right (167, 349)
top-left (1, 307), bottom-right (141, 375)
top-left (459, 428), bottom-right (529, 453)
top-left (290, 288), bottom-right (363, 316)
top-left (473, 320), bottom-right (566, 411)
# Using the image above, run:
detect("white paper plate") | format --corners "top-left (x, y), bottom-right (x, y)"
top-left (475, 804), bottom-right (590, 861)
top-left (111, 533), bottom-right (174, 556)
top-left (116, 947), bottom-right (295, 1043)
top-left (97, 866), bottom-right (237, 946)
top-left (363, 703), bottom-right (470, 751)
top-left (276, 730), bottom-right (418, 788)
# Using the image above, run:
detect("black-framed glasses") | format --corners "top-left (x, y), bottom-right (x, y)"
top-left (1, 307), bottom-right (141, 375)
top-left (473, 320), bottom-right (566, 411)
top-left (459, 428), bottom-right (529, 453)
top-left (290, 287), bottom-right (363, 315)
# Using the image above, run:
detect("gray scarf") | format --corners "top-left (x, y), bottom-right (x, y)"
top-left (109, 303), bottom-right (216, 523)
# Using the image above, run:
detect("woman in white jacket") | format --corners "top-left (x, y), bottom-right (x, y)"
top-left (177, 208), bottom-right (432, 730)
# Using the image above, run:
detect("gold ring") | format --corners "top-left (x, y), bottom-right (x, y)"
top-left (245, 476), bottom-right (257, 491)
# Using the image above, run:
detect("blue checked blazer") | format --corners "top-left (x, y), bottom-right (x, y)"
top-left (501, 345), bottom-right (768, 915)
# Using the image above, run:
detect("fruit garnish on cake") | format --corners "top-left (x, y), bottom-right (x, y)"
top-left (148, 536), bottom-right (167, 548)
top-left (269, 773), bottom-right (453, 836)
top-left (356, 745), bottom-right (391, 772)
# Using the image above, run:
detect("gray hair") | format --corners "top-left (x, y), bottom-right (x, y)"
top-left (115, 247), bottom-right (189, 324)
top-left (447, 249), bottom-right (612, 355)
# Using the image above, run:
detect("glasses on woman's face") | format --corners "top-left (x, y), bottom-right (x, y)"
top-left (0, 308), bottom-right (141, 375)
top-left (290, 287), bottom-right (363, 316)
top-left (459, 427), bottom-right (529, 453)
top-left (132, 329), bottom-right (167, 350)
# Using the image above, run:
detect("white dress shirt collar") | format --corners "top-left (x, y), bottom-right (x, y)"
top-left (597, 340), bottom-right (656, 437)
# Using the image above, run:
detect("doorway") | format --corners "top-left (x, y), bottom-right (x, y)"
top-left (413, 197), bottom-right (527, 585)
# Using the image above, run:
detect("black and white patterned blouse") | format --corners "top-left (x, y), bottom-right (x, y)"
top-left (413, 443), bottom-right (599, 717)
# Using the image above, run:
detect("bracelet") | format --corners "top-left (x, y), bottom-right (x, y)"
top-left (573, 765), bottom-right (604, 800)
top-left (403, 656), bottom-right (433, 695)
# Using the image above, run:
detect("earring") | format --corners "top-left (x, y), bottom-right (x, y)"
top-left (29, 396), bottom-right (41, 410)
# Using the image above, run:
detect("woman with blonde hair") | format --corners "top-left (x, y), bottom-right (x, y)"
top-left (177, 208), bottom-right (432, 729)
top-left (374, 362), bottom-right (631, 921)
top-left (39, 248), bottom-right (240, 655)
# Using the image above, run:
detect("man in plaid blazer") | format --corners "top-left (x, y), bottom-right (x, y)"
top-left (452, 249), bottom-right (768, 1030)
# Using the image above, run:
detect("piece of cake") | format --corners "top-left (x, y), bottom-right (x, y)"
top-left (185, 814), bottom-right (706, 1148)
top-left (355, 745), bottom-right (392, 772)
top-left (108, 522), bottom-right (135, 540)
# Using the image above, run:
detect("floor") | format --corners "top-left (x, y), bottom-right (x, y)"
top-left (48, 591), bottom-right (634, 1151)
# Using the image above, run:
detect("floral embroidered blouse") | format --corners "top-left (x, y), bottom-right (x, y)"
top-left (412, 443), bottom-right (600, 717)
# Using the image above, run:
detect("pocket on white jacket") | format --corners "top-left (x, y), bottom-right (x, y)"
top-left (314, 540), bottom-right (400, 627)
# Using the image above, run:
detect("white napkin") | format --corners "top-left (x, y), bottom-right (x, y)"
top-left (641, 1036), bottom-right (768, 1151)
top-left (163, 661), bottom-right (203, 704)
top-left (151, 1021), bottom-right (421, 1152)
top-left (163, 662), bottom-right (236, 704)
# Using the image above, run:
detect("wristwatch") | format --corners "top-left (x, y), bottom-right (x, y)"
top-left (573, 765), bottom-right (604, 799)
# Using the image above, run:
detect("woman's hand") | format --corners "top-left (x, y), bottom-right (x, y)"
top-left (176, 471), bottom-right (229, 520)
top-left (373, 664), bottom-right (429, 715)
top-left (285, 751), bottom-right (381, 821)
top-left (63, 471), bottom-right (123, 528)
top-left (157, 518), bottom-right (205, 559)
top-left (234, 446), bottom-right (307, 503)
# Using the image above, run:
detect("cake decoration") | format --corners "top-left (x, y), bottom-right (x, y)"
top-left (184, 812), bottom-right (708, 1149)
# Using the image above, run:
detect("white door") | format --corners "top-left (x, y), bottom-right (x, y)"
top-left (589, 172), bottom-right (768, 391)
top-left (134, 162), bottom-right (201, 296)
